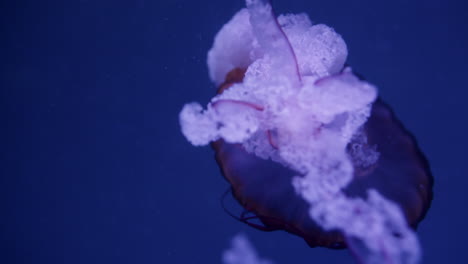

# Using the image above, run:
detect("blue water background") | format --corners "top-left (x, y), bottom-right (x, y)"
top-left (2, 0), bottom-right (467, 263)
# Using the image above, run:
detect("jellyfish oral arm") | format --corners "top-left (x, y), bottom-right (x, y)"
top-left (246, 0), bottom-right (301, 87)
top-left (309, 191), bottom-right (421, 264)
top-left (180, 99), bottom-right (263, 146)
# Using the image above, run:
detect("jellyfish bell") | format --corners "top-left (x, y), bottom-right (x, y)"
top-left (180, 0), bottom-right (433, 263)
top-left (344, 99), bottom-right (433, 228)
top-left (212, 67), bottom-right (433, 249)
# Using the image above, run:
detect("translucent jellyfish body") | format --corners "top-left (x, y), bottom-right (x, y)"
top-left (180, 1), bottom-right (433, 263)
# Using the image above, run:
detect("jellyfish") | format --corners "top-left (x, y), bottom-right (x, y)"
top-left (179, 1), bottom-right (433, 263)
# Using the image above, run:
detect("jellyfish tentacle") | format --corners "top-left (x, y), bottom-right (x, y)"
top-left (266, 130), bottom-right (278, 149)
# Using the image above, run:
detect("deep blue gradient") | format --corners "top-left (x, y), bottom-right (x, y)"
top-left (2, 0), bottom-right (467, 263)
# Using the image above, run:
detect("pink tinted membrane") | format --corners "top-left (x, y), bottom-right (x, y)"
top-left (267, 130), bottom-right (278, 149)
top-left (212, 99), bottom-right (265, 111)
